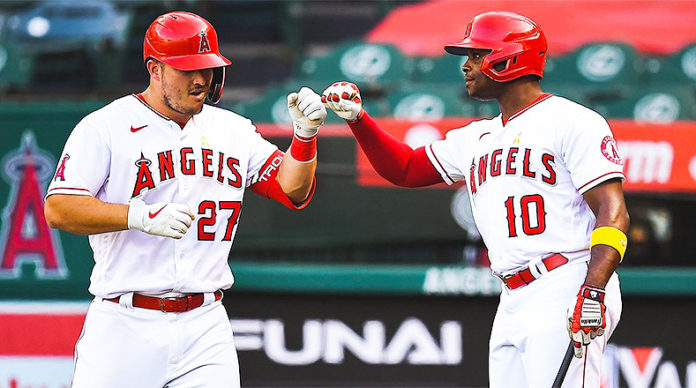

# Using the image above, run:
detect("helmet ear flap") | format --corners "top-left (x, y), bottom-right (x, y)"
top-left (206, 67), bottom-right (225, 104)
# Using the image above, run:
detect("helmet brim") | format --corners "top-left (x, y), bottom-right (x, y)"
top-left (161, 53), bottom-right (231, 71)
top-left (444, 37), bottom-right (497, 56)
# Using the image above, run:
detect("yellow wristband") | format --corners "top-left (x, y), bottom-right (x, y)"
top-left (590, 226), bottom-right (628, 262)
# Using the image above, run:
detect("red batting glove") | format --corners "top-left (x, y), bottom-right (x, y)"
top-left (566, 284), bottom-right (606, 358)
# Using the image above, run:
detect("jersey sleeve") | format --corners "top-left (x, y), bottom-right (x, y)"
top-left (46, 117), bottom-right (111, 198)
top-left (245, 123), bottom-right (280, 188)
top-left (562, 110), bottom-right (625, 194)
top-left (425, 126), bottom-right (474, 185)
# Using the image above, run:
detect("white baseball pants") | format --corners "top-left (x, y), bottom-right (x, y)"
top-left (489, 261), bottom-right (622, 388)
top-left (71, 295), bottom-right (240, 388)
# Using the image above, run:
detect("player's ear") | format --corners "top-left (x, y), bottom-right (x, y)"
top-left (146, 59), bottom-right (162, 82)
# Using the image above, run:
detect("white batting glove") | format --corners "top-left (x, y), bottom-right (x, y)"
top-left (321, 81), bottom-right (363, 121)
top-left (127, 198), bottom-right (195, 239)
top-left (566, 285), bottom-right (607, 358)
top-left (287, 87), bottom-right (326, 138)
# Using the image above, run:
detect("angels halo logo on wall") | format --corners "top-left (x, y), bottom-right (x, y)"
top-left (0, 132), bottom-right (67, 279)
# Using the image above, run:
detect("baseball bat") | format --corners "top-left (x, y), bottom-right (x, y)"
top-left (551, 340), bottom-right (575, 388)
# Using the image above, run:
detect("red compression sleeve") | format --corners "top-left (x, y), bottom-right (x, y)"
top-left (250, 150), bottom-right (316, 210)
top-left (347, 112), bottom-right (444, 187)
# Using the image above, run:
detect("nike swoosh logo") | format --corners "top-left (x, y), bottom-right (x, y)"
top-left (130, 125), bottom-right (148, 133)
top-left (148, 204), bottom-right (167, 219)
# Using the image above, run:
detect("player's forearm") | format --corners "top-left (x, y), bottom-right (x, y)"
top-left (583, 183), bottom-right (630, 288)
top-left (277, 155), bottom-right (316, 203)
top-left (44, 194), bottom-right (129, 235)
top-left (347, 112), bottom-right (415, 185)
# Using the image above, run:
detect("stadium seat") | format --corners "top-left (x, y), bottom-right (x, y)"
top-left (385, 84), bottom-right (498, 120)
top-left (543, 43), bottom-right (642, 95)
top-left (0, 41), bottom-right (33, 91)
top-left (295, 41), bottom-right (415, 92)
top-left (229, 86), bottom-right (293, 125)
top-left (643, 44), bottom-right (696, 85)
top-left (589, 86), bottom-right (696, 122)
top-left (411, 54), bottom-right (467, 85)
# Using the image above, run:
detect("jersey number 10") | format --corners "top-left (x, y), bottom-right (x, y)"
top-left (504, 195), bottom-right (546, 237)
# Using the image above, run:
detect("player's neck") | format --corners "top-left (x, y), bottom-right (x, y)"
top-left (496, 80), bottom-right (544, 123)
top-left (140, 88), bottom-right (191, 129)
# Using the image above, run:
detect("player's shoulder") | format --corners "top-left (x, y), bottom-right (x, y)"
top-left (546, 95), bottom-right (607, 123)
top-left (444, 115), bottom-right (500, 140)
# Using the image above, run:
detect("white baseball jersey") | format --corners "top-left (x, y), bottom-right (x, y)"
top-left (46, 94), bottom-right (278, 298)
top-left (425, 94), bottom-right (625, 275)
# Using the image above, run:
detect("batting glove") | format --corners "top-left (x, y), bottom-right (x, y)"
top-left (287, 87), bottom-right (326, 138)
top-left (321, 81), bottom-right (363, 121)
top-left (567, 284), bottom-right (607, 358)
top-left (127, 198), bottom-right (195, 239)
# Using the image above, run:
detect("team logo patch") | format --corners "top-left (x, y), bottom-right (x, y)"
top-left (601, 136), bottom-right (623, 165)
top-left (198, 31), bottom-right (211, 53)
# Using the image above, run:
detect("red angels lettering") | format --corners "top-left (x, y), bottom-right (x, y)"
top-left (217, 152), bottom-right (226, 183)
top-left (132, 153), bottom-right (156, 197)
top-left (226, 157), bottom-right (242, 188)
top-left (198, 31), bottom-right (211, 53)
top-left (469, 164), bottom-right (477, 194)
top-left (477, 154), bottom-right (488, 185)
top-left (541, 153), bottom-right (557, 185)
top-left (506, 147), bottom-right (519, 175)
top-left (53, 154), bottom-right (70, 182)
top-left (490, 149), bottom-right (502, 177)
top-left (522, 148), bottom-right (536, 178)
top-left (180, 147), bottom-right (195, 175)
top-left (201, 148), bottom-right (214, 177)
top-left (157, 150), bottom-right (175, 181)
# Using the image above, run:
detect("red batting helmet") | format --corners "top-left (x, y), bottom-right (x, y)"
top-left (144, 11), bottom-right (231, 104)
top-left (444, 11), bottom-right (547, 82)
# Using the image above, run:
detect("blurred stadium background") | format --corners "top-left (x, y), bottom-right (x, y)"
top-left (0, 0), bottom-right (695, 387)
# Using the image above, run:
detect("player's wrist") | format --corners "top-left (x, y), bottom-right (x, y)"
top-left (579, 284), bottom-right (605, 302)
top-left (293, 121), bottom-right (320, 139)
top-left (289, 132), bottom-right (317, 163)
top-left (127, 198), bottom-right (146, 231)
top-left (346, 109), bottom-right (365, 123)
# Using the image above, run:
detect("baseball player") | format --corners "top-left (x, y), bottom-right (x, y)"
top-left (43, 12), bottom-right (325, 388)
top-left (321, 12), bottom-right (629, 388)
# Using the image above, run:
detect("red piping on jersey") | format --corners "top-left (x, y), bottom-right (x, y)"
top-left (577, 171), bottom-right (625, 192)
top-left (133, 94), bottom-right (170, 121)
top-left (133, 93), bottom-right (188, 129)
top-left (502, 93), bottom-right (553, 126)
top-left (427, 144), bottom-right (454, 183)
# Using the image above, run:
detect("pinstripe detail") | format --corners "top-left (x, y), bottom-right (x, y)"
top-left (504, 93), bottom-right (553, 125)
top-left (132, 93), bottom-right (170, 121)
top-left (71, 301), bottom-right (93, 388)
top-left (426, 144), bottom-right (454, 184)
top-left (577, 171), bottom-right (625, 193)
top-left (48, 187), bottom-right (91, 193)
